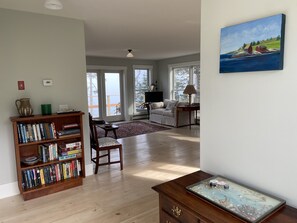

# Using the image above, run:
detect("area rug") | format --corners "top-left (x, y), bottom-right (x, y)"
top-left (96, 121), bottom-right (171, 139)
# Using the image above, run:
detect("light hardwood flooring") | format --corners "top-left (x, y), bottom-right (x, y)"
top-left (0, 125), bottom-right (200, 223)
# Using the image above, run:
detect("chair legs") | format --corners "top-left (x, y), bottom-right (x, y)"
top-left (94, 149), bottom-right (100, 174)
top-left (92, 146), bottom-right (123, 174)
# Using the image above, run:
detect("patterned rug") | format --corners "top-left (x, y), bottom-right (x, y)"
top-left (96, 121), bottom-right (171, 139)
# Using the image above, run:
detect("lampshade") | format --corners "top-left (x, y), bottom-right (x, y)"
top-left (44, 0), bottom-right (63, 10)
top-left (126, 49), bottom-right (134, 58)
top-left (183, 85), bottom-right (197, 95)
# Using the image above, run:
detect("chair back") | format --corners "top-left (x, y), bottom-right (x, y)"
top-left (89, 113), bottom-right (97, 148)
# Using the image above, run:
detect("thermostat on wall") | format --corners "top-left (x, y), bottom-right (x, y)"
top-left (43, 79), bottom-right (53, 86)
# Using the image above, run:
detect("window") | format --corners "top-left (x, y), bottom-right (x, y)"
top-left (87, 72), bottom-right (99, 117)
top-left (133, 65), bottom-right (153, 113)
top-left (170, 62), bottom-right (200, 103)
top-left (86, 66), bottom-right (126, 122)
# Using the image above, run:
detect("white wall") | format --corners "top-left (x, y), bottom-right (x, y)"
top-left (201, 0), bottom-right (297, 207)
top-left (0, 9), bottom-right (89, 194)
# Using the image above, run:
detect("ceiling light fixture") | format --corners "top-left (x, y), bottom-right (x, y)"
top-left (44, 0), bottom-right (63, 10)
top-left (126, 49), bottom-right (134, 58)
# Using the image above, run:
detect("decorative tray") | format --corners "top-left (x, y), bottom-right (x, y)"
top-left (186, 176), bottom-right (285, 223)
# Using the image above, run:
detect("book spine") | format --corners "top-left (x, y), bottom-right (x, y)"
top-left (63, 123), bottom-right (79, 129)
top-left (51, 122), bottom-right (57, 139)
top-left (32, 124), bottom-right (37, 141)
top-left (20, 124), bottom-right (27, 143)
top-left (58, 154), bottom-right (76, 161)
top-left (36, 123), bottom-right (41, 141)
top-left (40, 168), bottom-right (45, 185)
top-left (65, 141), bottom-right (82, 149)
top-left (40, 123), bottom-right (45, 140)
top-left (17, 124), bottom-right (23, 144)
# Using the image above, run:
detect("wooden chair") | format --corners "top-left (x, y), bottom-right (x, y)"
top-left (89, 113), bottom-right (123, 174)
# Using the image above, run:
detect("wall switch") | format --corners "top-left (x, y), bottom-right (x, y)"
top-left (18, 81), bottom-right (25, 90)
top-left (43, 79), bottom-right (53, 86)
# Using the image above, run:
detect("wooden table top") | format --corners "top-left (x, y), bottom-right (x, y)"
top-left (152, 171), bottom-right (297, 223)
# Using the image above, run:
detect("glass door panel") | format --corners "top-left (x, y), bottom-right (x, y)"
top-left (104, 72), bottom-right (121, 117)
top-left (86, 72), bottom-right (100, 117)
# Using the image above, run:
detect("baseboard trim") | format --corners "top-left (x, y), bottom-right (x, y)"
top-left (85, 163), bottom-right (94, 176)
top-left (0, 181), bottom-right (19, 199)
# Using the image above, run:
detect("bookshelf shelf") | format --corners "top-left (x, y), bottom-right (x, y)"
top-left (22, 177), bottom-right (83, 200)
top-left (10, 112), bottom-right (85, 200)
top-left (17, 135), bottom-right (82, 147)
top-left (20, 155), bottom-right (82, 170)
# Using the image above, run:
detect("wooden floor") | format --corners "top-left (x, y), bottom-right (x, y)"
top-left (0, 125), bottom-right (200, 223)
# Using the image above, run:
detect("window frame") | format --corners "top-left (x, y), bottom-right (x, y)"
top-left (133, 65), bottom-right (153, 114)
top-left (168, 61), bottom-right (200, 103)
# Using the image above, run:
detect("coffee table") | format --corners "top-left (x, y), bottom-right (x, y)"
top-left (99, 124), bottom-right (119, 139)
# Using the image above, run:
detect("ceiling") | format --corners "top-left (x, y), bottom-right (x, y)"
top-left (0, 0), bottom-right (201, 60)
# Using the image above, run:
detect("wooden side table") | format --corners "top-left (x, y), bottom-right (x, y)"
top-left (176, 104), bottom-right (200, 128)
top-left (152, 171), bottom-right (297, 223)
top-left (99, 124), bottom-right (119, 139)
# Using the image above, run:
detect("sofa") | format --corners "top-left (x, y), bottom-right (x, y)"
top-left (149, 99), bottom-right (195, 127)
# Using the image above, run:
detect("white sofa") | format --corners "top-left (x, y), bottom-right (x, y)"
top-left (149, 99), bottom-right (194, 127)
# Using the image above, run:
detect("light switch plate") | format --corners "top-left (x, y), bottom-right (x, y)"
top-left (43, 79), bottom-right (53, 86)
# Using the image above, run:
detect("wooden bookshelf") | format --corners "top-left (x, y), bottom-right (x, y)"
top-left (10, 112), bottom-right (85, 200)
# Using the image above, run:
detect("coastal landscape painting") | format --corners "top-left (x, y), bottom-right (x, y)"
top-left (220, 14), bottom-right (286, 73)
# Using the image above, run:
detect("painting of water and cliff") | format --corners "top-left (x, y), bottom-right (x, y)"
top-left (187, 176), bottom-right (286, 223)
top-left (220, 14), bottom-right (286, 73)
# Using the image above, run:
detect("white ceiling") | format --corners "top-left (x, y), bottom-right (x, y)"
top-left (0, 0), bottom-right (201, 60)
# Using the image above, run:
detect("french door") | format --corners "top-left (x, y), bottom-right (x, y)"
top-left (87, 70), bottom-right (124, 122)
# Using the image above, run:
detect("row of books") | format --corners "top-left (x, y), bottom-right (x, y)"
top-left (38, 142), bottom-right (82, 163)
top-left (17, 122), bottom-right (56, 144)
top-left (38, 143), bottom-right (58, 163)
top-left (21, 160), bottom-right (81, 190)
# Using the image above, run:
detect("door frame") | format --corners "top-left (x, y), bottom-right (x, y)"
top-left (87, 65), bottom-right (128, 122)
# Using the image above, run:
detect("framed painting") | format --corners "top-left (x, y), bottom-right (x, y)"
top-left (220, 14), bottom-right (286, 73)
top-left (186, 176), bottom-right (286, 223)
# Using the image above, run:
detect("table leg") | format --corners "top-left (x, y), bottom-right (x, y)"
top-left (189, 110), bottom-right (191, 129)
top-left (176, 110), bottom-right (179, 128)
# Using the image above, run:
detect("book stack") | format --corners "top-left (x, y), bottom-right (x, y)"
top-left (57, 123), bottom-right (80, 138)
top-left (38, 143), bottom-right (58, 163)
top-left (58, 141), bottom-right (81, 161)
top-left (17, 122), bottom-right (57, 143)
top-left (21, 160), bottom-right (81, 190)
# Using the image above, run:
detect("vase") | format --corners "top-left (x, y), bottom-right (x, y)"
top-left (15, 98), bottom-right (33, 116)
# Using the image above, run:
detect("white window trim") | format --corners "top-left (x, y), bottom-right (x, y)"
top-left (87, 65), bottom-right (129, 121)
top-left (168, 61), bottom-right (199, 100)
top-left (132, 65), bottom-right (153, 114)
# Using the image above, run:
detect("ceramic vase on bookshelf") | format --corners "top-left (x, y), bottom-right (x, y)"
top-left (15, 98), bottom-right (33, 117)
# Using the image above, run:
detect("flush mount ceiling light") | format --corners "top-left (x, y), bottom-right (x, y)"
top-left (44, 0), bottom-right (63, 10)
top-left (126, 49), bottom-right (134, 58)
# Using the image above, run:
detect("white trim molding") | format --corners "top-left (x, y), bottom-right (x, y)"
top-left (168, 61), bottom-right (200, 100)
top-left (85, 163), bottom-right (94, 176)
top-left (0, 181), bottom-right (19, 199)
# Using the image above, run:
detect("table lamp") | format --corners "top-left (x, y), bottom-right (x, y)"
top-left (183, 84), bottom-right (197, 105)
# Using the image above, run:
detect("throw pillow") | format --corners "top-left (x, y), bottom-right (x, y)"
top-left (151, 102), bottom-right (164, 109)
top-left (166, 100), bottom-right (178, 112)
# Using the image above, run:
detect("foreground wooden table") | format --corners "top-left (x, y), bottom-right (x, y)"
top-left (152, 171), bottom-right (297, 223)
